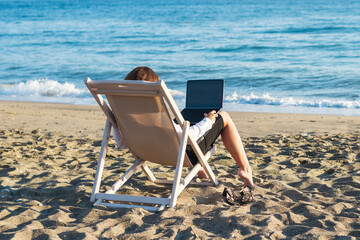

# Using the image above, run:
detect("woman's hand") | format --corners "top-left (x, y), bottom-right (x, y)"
top-left (204, 110), bottom-right (218, 124)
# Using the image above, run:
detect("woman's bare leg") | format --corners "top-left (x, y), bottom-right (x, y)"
top-left (218, 111), bottom-right (254, 186)
top-left (197, 168), bottom-right (209, 179)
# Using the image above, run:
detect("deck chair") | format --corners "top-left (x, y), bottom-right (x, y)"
top-left (85, 78), bottom-right (219, 211)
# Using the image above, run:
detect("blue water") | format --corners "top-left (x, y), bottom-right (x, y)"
top-left (1, 0), bottom-right (359, 115)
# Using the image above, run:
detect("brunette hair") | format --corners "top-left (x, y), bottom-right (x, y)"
top-left (124, 66), bottom-right (159, 82)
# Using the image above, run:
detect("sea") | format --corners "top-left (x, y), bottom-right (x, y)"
top-left (1, 0), bottom-right (359, 115)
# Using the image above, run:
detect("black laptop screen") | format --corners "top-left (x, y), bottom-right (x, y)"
top-left (186, 79), bottom-right (224, 109)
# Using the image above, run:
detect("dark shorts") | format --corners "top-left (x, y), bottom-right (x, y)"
top-left (186, 115), bottom-right (224, 165)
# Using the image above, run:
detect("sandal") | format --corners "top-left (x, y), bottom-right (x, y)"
top-left (222, 185), bottom-right (255, 205)
top-left (222, 188), bottom-right (238, 205)
top-left (239, 185), bottom-right (255, 204)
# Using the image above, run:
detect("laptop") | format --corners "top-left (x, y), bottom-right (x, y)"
top-left (179, 79), bottom-right (224, 125)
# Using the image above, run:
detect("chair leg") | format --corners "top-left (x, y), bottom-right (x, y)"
top-left (187, 136), bottom-right (219, 186)
top-left (169, 121), bottom-right (190, 208)
top-left (90, 119), bottom-right (112, 203)
top-left (141, 164), bottom-right (157, 182)
top-left (201, 161), bottom-right (218, 186)
top-left (105, 159), bottom-right (144, 194)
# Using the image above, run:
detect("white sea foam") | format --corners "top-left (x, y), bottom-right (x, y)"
top-left (225, 92), bottom-right (360, 109)
top-left (1, 79), bottom-right (85, 97)
top-left (1, 79), bottom-right (185, 100)
top-left (169, 89), bottom-right (185, 98)
top-left (1, 80), bottom-right (358, 111)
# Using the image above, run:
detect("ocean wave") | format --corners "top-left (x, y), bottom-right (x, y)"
top-left (211, 43), bottom-right (344, 53)
top-left (262, 26), bottom-right (353, 34)
top-left (225, 92), bottom-right (360, 109)
top-left (1, 80), bottom-right (358, 111)
top-left (0, 79), bottom-right (86, 97)
top-left (169, 89), bottom-right (185, 99)
top-left (212, 45), bottom-right (284, 53)
top-left (0, 79), bottom-right (186, 104)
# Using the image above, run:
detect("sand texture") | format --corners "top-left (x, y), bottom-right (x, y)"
top-left (0, 101), bottom-right (359, 239)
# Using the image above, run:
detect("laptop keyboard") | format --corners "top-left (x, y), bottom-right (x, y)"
top-left (181, 108), bottom-right (219, 125)
top-left (184, 108), bottom-right (214, 117)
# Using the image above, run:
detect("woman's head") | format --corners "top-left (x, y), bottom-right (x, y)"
top-left (124, 66), bottom-right (159, 83)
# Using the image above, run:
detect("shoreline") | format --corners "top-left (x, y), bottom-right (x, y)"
top-left (1, 100), bottom-right (359, 138)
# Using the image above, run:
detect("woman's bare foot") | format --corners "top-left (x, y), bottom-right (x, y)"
top-left (197, 168), bottom-right (209, 179)
top-left (237, 169), bottom-right (254, 186)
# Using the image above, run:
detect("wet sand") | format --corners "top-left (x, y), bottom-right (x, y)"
top-left (0, 101), bottom-right (359, 239)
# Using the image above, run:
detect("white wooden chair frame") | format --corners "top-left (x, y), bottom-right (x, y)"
top-left (85, 78), bottom-right (219, 211)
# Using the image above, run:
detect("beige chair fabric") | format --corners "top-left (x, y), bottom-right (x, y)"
top-left (107, 94), bottom-right (192, 167)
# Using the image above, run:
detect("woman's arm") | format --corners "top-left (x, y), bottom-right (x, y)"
top-left (173, 111), bottom-right (217, 141)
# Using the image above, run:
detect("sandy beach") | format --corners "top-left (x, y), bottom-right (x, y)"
top-left (0, 100), bottom-right (359, 239)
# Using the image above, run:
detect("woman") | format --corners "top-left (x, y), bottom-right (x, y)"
top-left (113, 66), bottom-right (254, 188)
